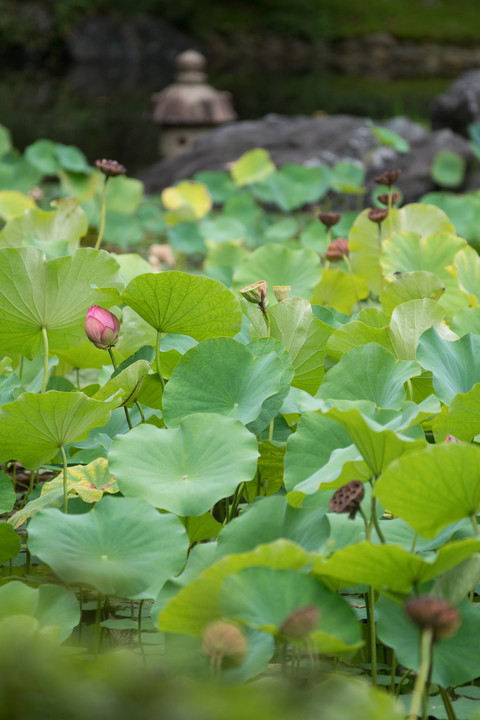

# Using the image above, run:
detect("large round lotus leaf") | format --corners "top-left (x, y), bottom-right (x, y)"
top-left (388, 298), bottom-right (445, 361)
top-left (108, 413), bottom-right (258, 516)
top-left (431, 149), bottom-right (466, 188)
top-left (381, 230), bottom-right (468, 316)
top-left (0, 246), bottom-right (122, 358)
top-left (27, 496), bottom-right (189, 598)
top-left (313, 538), bottom-right (480, 593)
top-left (100, 270), bottom-right (241, 340)
top-left (217, 495), bottom-right (330, 556)
top-left (377, 596), bottom-right (480, 687)
top-left (379, 270), bottom-right (446, 316)
top-left (0, 190), bottom-right (36, 222)
top-left (348, 209), bottom-right (383, 296)
top-left (417, 327), bottom-right (480, 404)
top-left (0, 582), bottom-right (80, 643)
top-left (161, 180), bottom-right (212, 225)
top-left (326, 321), bottom-right (394, 364)
top-left (158, 540), bottom-right (314, 637)
top-left (455, 246), bottom-right (480, 305)
top-left (0, 391), bottom-right (114, 470)
top-left (251, 164), bottom-right (330, 212)
top-left (433, 384), bottom-right (480, 442)
top-left (230, 148), bottom-right (276, 187)
top-left (218, 567), bottom-right (362, 654)
top-left (311, 267), bottom-right (370, 315)
top-left (317, 343), bottom-right (421, 409)
top-left (162, 337), bottom-right (292, 431)
top-left (232, 244), bottom-right (322, 304)
top-left (374, 442), bottom-right (480, 538)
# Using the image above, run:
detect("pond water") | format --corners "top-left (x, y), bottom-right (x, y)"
top-left (0, 65), bottom-right (451, 174)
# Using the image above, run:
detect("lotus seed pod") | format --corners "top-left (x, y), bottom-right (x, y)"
top-left (95, 158), bottom-right (127, 177)
top-left (368, 208), bottom-right (389, 225)
top-left (318, 211), bottom-right (341, 228)
top-left (405, 596), bottom-right (460, 641)
top-left (201, 620), bottom-right (248, 669)
top-left (377, 192), bottom-right (401, 206)
top-left (85, 306), bottom-right (120, 350)
top-left (373, 169), bottom-right (401, 187)
top-left (279, 605), bottom-right (319, 640)
top-left (239, 280), bottom-right (268, 305)
top-left (325, 237), bottom-right (349, 262)
top-left (329, 480), bottom-right (365, 519)
top-left (273, 286), bottom-right (291, 302)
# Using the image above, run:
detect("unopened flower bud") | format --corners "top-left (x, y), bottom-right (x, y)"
top-left (318, 212), bottom-right (341, 228)
top-left (201, 620), bottom-right (248, 669)
top-left (368, 208), bottom-right (389, 225)
top-left (95, 159), bottom-right (127, 178)
top-left (329, 480), bottom-right (365, 519)
top-left (326, 237), bottom-right (349, 262)
top-left (273, 286), bottom-right (291, 302)
top-left (405, 597), bottom-right (460, 641)
top-left (374, 169), bottom-right (401, 187)
top-left (240, 280), bottom-right (268, 305)
top-left (445, 434), bottom-right (461, 443)
top-left (279, 605), bottom-right (319, 640)
top-left (85, 306), bottom-right (120, 350)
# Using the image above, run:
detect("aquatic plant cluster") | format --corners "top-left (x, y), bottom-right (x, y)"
top-left (2, 123), bottom-right (480, 719)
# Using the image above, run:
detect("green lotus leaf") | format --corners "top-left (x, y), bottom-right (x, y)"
top-left (193, 170), bottom-right (237, 204)
top-left (24, 138), bottom-right (59, 175)
top-left (93, 347), bottom-right (154, 407)
top-left (313, 538), bottom-right (480, 592)
top-left (348, 209), bottom-right (384, 295)
top-left (451, 306), bottom-right (480, 337)
top-left (327, 321), bottom-right (394, 364)
top-left (217, 495), bottom-right (330, 556)
top-left (0, 524), bottom-right (21, 564)
top-left (311, 267), bottom-right (369, 315)
top-left (100, 270), bottom-right (241, 340)
top-left (232, 244), bottom-right (322, 305)
top-left (381, 230), bottom-right (468, 316)
top-left (0, 246), bottom-right (123, 358)
top-left (433, 383), bottom-right (480, 441)
top-left (230, 148), bottom-right (276, 187)
top-left (0, 469), bottom-right (15, 513)
top-left (455, 246), bottom-right (480, 304)
top-left (251, 164), bottom-right (330, 211)
top-left (162, 337), bottom-right (292, 432)
top-left (317, 343), bottom-right (422, 409)
top-left (0, 190), bottom-right (36, 222)
top-left (218, 567), bottom-right (362, 654)
top-left (380, 270), bottom-right (446, 316)
top-left (431, 554), bottom-right (480, 606)
top-left (374, 443), bottom-right (480, 538)
top-left (28, 496), bottom-right (189, 598)
top-left (377, 595), bottom-right (480, 687)
top-left (416, 327), bottom-right (480, 404)
top-left (0, 198), bottom-right (88, 251)
top-left (371, 124), bottom-right (410, 153)
top-left (0, 582), bottom-right (80, 643)
top-left (158, 540), bottom-right (315, 636)
top-left (431, 150), bottom-right (466, 188)
top-left (108, 413), bottom-right (258, 516)
top-left (388, 298), bottom-right (445, 360)
top-left (0, 391), bottom-right (115, 469)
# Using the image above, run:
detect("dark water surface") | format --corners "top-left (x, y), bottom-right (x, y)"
top-left (0, 64), bottom-right (451, 174)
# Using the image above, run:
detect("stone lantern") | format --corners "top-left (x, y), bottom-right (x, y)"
top-left (151, 49), bottom-right (237, 157)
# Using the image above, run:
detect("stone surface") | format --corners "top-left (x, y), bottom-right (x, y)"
top-left (138, 113), bottom-right (474, 203)
top-left (431, 70), bottom-right (480, 136)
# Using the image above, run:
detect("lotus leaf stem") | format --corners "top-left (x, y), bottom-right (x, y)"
top-left (408, 627), bottom-right (433, 720)
top-left (94, 177), bottom-right (108, 252)
top-left (60, 445), bottom-right (69, 513)
top-left (107, 347), bottom-right (133, 430)
top-left (41, 326), bottom-right (49, 393)
top-left (369, 586), bottom-right (377, 687)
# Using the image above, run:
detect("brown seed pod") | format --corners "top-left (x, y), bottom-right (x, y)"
top-left (325, 237), bottom-right (349, 262)
top-left (377, 192), bottom-right (401, 207)
top-left (368, 208), bottom-right (389, 225)
top-left (279, 605), bottom-right (319, 640)
top-left (201, 620), bottom-right (248, 669)
top-left (373, 169), bottom-right (401, 187)
top-left (318, 211), bottom-right (341, 228)
top-left (328, 480), bottom-right (365, 519)
top-left (405, 597), bottom-right (460, 641)
top-left (95, 158), bottom-right (127, 177)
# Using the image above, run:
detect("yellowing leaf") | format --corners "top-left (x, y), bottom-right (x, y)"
top-left (162, 181), bottom-right (212, 225)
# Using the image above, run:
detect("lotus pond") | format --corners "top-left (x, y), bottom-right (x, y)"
top-left (2, 123), bottom-right (480, 719)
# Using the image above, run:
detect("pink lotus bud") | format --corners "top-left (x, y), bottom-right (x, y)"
top-left (85, 306), bottom-right (120, 349)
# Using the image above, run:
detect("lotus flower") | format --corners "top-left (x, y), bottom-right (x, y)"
top-left (85, 306), bottom-right (120, 349)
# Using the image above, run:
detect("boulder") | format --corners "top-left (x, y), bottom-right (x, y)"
top-left (431, 70), bottom-right (480, 136)
top-left (138, 113), bottom-right (474, 203)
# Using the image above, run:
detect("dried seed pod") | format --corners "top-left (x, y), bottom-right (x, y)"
top-left (325, 237), bottom-right (349, 262)
top-left (318, 211), bottom-right (341, 228)
top-left (95, 158), bottom-right (127, 177)
top-left (374, 169), bottom-right (401, 187)
top-left (273, 285), bottom-right (291, 302)
top-left (279, 605), bottom-right (319, 640)
top-left (405, 597), bottom-right (460, 641)
top-left (368, 208), bottom-right (389, 225)
top-left (239, 280), bottom-right (268, 305)
top-left (201, 620), bottom-right (248, 669)
top-left (377, 192), bottom-right (401, 206)
top-left (328, 480), bottom-right (365, 519)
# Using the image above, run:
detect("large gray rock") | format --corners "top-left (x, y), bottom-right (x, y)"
top-left (138, 114), bottom-right (474, 203)
top-left (431, 70), bottom-right (480, 136)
